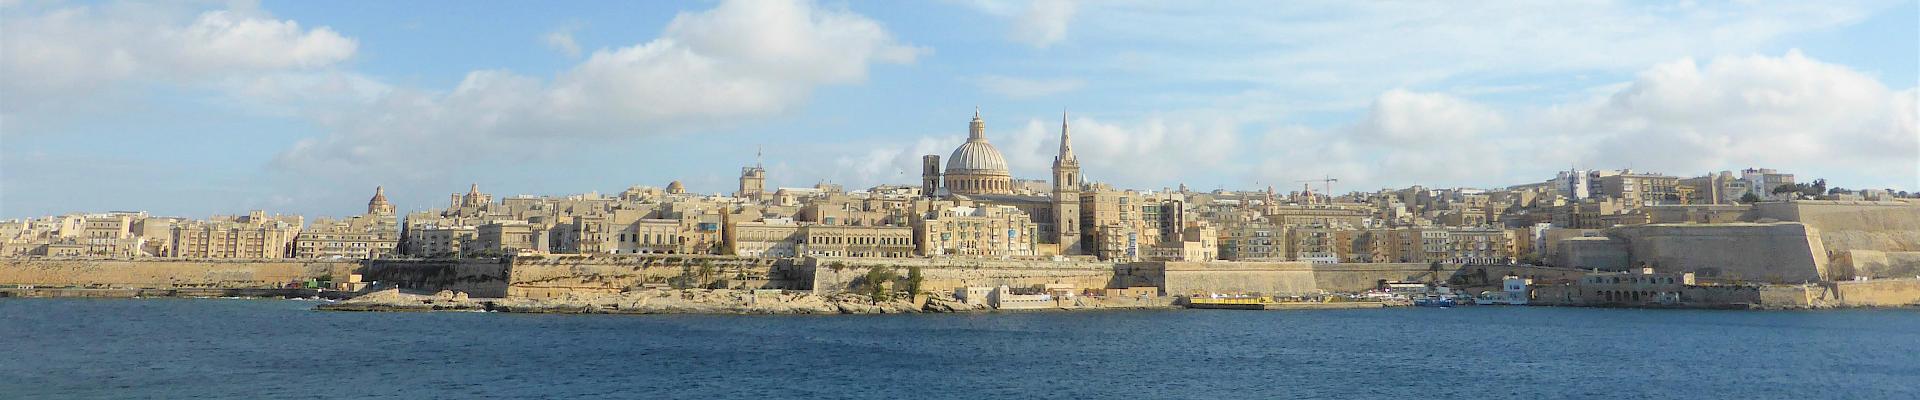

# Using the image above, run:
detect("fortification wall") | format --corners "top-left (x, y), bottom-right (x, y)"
top-left (1611, 223), bottom-right (1827, 283)
top-left (362, 259), bottom-right (511, 297)
top-left (1834, 278), bottom-right (1920, 307)
top-left (807, 257), bottom-right (1115, 294)
top-left (1153, 261), bottom-right (1318, 296)
top-left (1555, 237), bottom-right (1630, 270)
top-left (505, 254), bottom-right (802, 298)
top-left (1830, 250), bottom-right (1920, 280)
top-left (0, 258), bottom-right (355, 289)
top-left (1753, 201), bottom-right (1920, 255)
top-left (1311, 263), bottom-right (1456, 293)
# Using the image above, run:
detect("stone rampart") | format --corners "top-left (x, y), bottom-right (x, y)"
top-left (1310, 263), bottom-right (1455, 293)
top-left (1753, 200), bottom-right (1920, 255)
top-left (1555, 237), bottom-right (1630, 270)
top-left (1830, 250), bottom-right (1920, 280)
top-left (1153, 261), bottom-right (1318, 296)
top-left (807, 257), bottom-right (1115, 294)
top-left (0, 258), bottom-right (355, 289)
top-left (1610, 223), bottom-right (1827, 283)
top-left (362, 259), bottom-right (511, 298)
top-left (506, 254), bottom-right (803, 298)
top-left (1833, 278), bottom-right (1920, 307)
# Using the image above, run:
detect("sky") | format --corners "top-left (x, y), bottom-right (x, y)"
top-left (2, 0), bottom-right (1916, 220)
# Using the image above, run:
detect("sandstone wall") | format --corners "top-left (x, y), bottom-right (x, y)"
top-left (807, 257), bottom-right (1116, 294)
top-left (0, 258), bottom-right (355, 289)
top-left (1555, 237), bottom-right (1630, 270)
top-left (1310, 263), bottom-right (1459, 293)
top-left (1829, 250), bottom-right (1920, 280)
top-left (506, 254), bottom-right (803, 298)
top-left (1753, 200), bottom-right (1920, 255)
top-left (1155, 261), bottom-right (1318, 296)
top-left (1611, 223), bottom-right (1827, 283)
top-left (1833, 278), bottom-right (1920, 307)
top-left (362, 259), bottom-right (511, 297)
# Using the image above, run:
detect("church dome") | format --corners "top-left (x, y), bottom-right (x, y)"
top-left (945, 109), bottom-right (1010, 176)
top-left (945, 140), bottom-right (1009, 176)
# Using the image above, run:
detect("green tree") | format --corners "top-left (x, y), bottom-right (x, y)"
top-left (904, 266), bottom-right (925, 296)
top-left (697, 262), bottom-right (717, 287)
top-left (862, 266), bottom-right (899, 302)
top-left (1739, 192), bottom-right (1762, 204)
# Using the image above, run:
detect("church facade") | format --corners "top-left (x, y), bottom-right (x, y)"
top-left (920, 109), bottom-right (1086, 256)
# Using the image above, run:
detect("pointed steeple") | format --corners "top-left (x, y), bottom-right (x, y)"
top-left (1054, 110), bottom-right (1077, 166)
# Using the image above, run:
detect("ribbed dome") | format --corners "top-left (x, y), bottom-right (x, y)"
top-left (945, 141), bottom-right (1010, 176)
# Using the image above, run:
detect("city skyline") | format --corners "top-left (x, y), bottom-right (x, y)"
top-left (4, 0), bottom-right (1917, 220)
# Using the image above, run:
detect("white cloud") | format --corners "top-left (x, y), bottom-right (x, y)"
top-left (1055, 1), bottom-right (1881, 109)
top-left (1247, 51), bottom-right (1919, 192)
top-left (971, 75), bottom-right (1086, 98)
top-left (1011, 0), bottom-right (1075, 48)
top-left (273, 0), bottom-right (923, 184)
top-left (0, 4), bottom-right (355, 103)
top-left (1556, 50), bottom-right (1918, 188)
top-left (544, 28), bottom-right (581, 58)
top-left (1354, 89), bottom-right (1504, 145)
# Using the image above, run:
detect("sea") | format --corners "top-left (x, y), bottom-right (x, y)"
top-left (1, 299), bottom-right (1916, 399)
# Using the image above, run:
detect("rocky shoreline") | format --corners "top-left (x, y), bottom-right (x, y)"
top-left (317, 288), bottom-right (1176, 315)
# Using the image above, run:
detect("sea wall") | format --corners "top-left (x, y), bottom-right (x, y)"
top-left (1611, 223), bottom-right (1827, 283)
top-left (0, 258), bottom-right (355, 289)
top-left (506, 254), bottom-right (805, 298)
top-left (1152, 261), bottom-right (1318, 296)
top-left (1829, 250), bottom-right (1920, 280)
top-left (1833, 278), bottom-right (1920, 307)
top-left (807, 257), bottom-right (1114, 294)
top-left (1310, 263), bottom-right (1455, 293)
top-left (361, 259), bottom-right (511, 298)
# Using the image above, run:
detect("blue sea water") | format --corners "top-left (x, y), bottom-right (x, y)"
top-left (1, 299), bottom-right (1916, 399)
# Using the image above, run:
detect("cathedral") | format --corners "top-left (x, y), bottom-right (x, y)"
top-left (921, 108), bottom-right (1084, 255)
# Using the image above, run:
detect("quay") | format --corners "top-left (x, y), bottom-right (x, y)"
top-left (1185, 297), bottom-right (1389, 310)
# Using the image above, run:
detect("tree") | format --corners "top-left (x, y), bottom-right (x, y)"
top-left (1739, 192), bottom-right (1762, 204)
top-left (697, 262), bottom-right (717, 287)
top-left (862, 266), bottom-right (899, 302)
top-left (904, 266), bottom-right (925, 296)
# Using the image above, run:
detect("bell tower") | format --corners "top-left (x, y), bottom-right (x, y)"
top-left (1052, 111), bottom-right (1082, 254)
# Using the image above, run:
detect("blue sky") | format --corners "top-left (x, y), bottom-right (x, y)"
top-left (3, 0), bottom-right (1916, 219)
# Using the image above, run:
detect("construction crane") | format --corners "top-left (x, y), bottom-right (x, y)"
top-left (1296, 176), bottom-right (1338, 195)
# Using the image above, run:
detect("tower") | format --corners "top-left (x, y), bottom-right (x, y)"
top-left (922, 155), bottom-right (942, 198)
top-left (738, 149), bottom-right (766, 199)
top-left (367, 186), bottom-right (395, 215)
top-left (1052, 111), bottom-right (1083, 254)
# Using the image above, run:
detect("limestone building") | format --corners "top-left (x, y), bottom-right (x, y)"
top-left (943, 108), bottom-right (1014, 196)
top-left (918, 109), bottom-right (1093, 257)
top-left (170, 211), bottom-right (302, 259)
top-left (293, 187), bottom-right (401, 259)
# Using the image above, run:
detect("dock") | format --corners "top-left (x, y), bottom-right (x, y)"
top-left (1186, 297), bottom-right (1388, 310)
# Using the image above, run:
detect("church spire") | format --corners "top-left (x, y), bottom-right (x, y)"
top-left (1055, 110), bottom-right (1076, 165)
